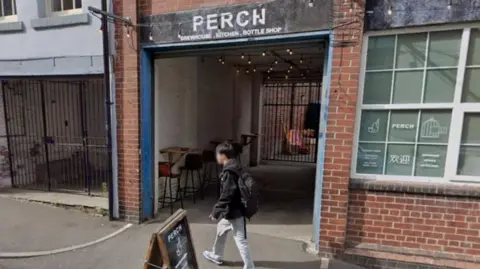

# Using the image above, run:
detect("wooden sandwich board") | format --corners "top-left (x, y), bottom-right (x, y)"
top-left (144, 209), bottom-right (199, 269)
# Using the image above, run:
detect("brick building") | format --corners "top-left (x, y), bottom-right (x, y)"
top-left (111, 0), bottom-right (480, 268)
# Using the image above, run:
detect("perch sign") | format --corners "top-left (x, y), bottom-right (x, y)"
top-left (144, 209), bottom-right (198, 269)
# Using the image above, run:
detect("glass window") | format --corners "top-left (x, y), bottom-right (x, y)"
top-left (427, 30), bottom-right (462, 67)
top-left (396, 33), bottom-right (427, 69)
top-left (51, 0), bottom-right (81, 13)
top-left (458, 113), bottom-right (480, 176)
top-left (357, 28), bottom-right (480, 182)
top-left (363, 72), bottom-right (392, 104)
top-left (366, 36), bottom-right (395, 70)
top-left (0, 0), bottom-right (16, 17)
top-left (392, 71), bottom-right (423, 104)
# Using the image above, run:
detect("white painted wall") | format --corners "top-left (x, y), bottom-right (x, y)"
top-left (153, 56), bottom-right (255, 213)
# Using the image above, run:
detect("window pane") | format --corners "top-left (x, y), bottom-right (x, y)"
top-left (461, 113), bottom-right (480, 144)
top-left (427, 30), bottom-right (462, 67)
top-left (415, 145), bottom-right (446, 177)
top-left (63, 0), bottom-right (74, 10)
top-left (366, 36), bottom-right (395, 70)
top-left (359, 111), bottom-right (389, 142)
top-left (385, 144), bottom-right (414, 176)
top-left (392, 70), bottom-right (423, 103)
top-left (356, 143), bottom-right (385, 174)
top-left (52, 0), bottom-right (62, 12)
top-left (4, 0), bottom-right (13, 16)
top-left (75, 0), bottom-right (82, 9)
top-left (458, 146), bottom-right (480, 176)
top-left (388, 111), bottom-right (418, 142)
top-left (423, 69), bottom-right (456, 103)
top-left (418, 110), bottom-right (451, 143)
top-left (363, 72), bottom-right (392, 104)
top-left (396, 33), bottom-right (427, 69)
top-left (462, 68), bottom-right (480, 102)
top-left (467, 29), bottom-right (480, 66)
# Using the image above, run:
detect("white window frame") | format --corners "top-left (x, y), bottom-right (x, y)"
top-left (0, 0), bottom-right (17, 22)
top-left (46, 0), bottom-right (82, 17)
top-left (352, 23), bottom-right (480, 184)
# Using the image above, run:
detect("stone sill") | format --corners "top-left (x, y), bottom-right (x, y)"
top-left (344, 243), bottom-right (480, 268)
top-left (31, 13), bottom-right (90, 30)
top-left (350, 178), bottom-right (480, 198)
top-left (0, 21), bottom-right (24, 33)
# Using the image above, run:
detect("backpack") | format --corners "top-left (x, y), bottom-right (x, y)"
top-left (227, 169), bottom-right (259, 219)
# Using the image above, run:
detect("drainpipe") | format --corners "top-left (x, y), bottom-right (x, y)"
top-left (101, 0), bottom-right (119, 219)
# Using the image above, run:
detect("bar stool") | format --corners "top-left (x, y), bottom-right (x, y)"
top-left (180, 153), bottom-right (203, 204)
top-left (201, 150), bottom-right (220, 197)
top-left (232, 142), bottom-right (243, 164)
top-left (158, 162), bottom-right (183, 214)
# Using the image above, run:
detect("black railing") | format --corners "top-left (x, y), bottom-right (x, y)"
top-left (261, 82), bottom-right (322, 163)
top-left (1, 78), bottom-right (111, 196)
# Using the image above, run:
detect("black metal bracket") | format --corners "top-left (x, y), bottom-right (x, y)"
top-left (87, 6), bottom-right (134, 26)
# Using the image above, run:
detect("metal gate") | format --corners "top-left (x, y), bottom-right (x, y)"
top-left (261, 82), bottom-right (322, 163)
top-left (1, 78), bottom-right (110, 196)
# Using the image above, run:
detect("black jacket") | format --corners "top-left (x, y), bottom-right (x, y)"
top-left (211, 160), bottom-right (245, 220)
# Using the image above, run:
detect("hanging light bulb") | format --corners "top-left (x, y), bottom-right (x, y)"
top-left (289, 65), bottom-right (293, 70)
top-left (387, 5), bottom-right (392, 15)
top-left (267, 76), bottom-right (270, 79)
top-left (269, 66), bottom-right (273, 71)
top-left (253, 66), bottom-right (257, 72)
top-left (149, 31), bottom-right (153, 41)
top-left (267, 70), bottom-right (271, 73)
top-left (241, 53), bottom-right (245, 59)
top-left (286, 48), bottom-right (291, 53)
top-left (308, 0), bottom-right (314, 8)
top-left (262, 51), bottom-right (266, 56)
top-left (126, 26), bottom-right (131, 38)
top-left (237, 68), bottom-right (240, 73)
top-left (218, 57), bottom-right (222, 63)
top-left (248, 55), bottom-right (252, 64)
top-left (246, 69), bottom-right (250, 74)
top-left (274, 57), bottom-right (278, 64)
top-left (287, 69), bottom-right (291, 73)
top-left (221, 60), bottom-right (225, 65)
top-left (447, 0), bottom-right (452, 9)
top-left (285, 74), bottom-right (289, 79)
top-left (300, 55), bottom-right (304, 64)
top-left (289, 50), bottom-right (293, 55)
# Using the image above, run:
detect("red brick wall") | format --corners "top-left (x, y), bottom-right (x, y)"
top-left (113, 0), bottom-right (142, 222)
top-left (347, 190), bottom-right (480, 257)
top-left (318, 0), bottom-right (364, 256)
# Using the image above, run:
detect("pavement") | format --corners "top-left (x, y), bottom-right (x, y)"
top-left (0, 195), bottom-right (364, 269)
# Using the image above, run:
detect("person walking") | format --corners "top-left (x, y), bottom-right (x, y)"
top-left (203, 141), bottom-right (257, 269)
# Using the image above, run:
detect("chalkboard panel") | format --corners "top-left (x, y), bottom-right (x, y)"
top-left (156, 209), bottom-right (198, 269)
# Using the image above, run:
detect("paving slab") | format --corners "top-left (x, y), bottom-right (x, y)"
top-left (0, 197), bottom-right (121, 253)
top-left (0, 221), bottom-right (364, 269)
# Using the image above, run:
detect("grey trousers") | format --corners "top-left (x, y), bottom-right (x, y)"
top-left (212, 217), bottom-right (255, 269)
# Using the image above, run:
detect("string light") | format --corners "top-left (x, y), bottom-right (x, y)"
top-left (289, 50), bottom-right (293, 55)
top-left (447, 0), bottom-right (452, 9)
top-left (218, 57), bottom-right (222, 63)
top-left (286, 48), bottom-right (291, 52)
top-left (262, 51), bottom-right (266, 56)
top-left (289, 65), bottom-right (293, 70)
top-left (287, 69), bottom-right (291, 73)
top-left (274, 57), bottom-right (278, 64)
top-left (236, 68), bottom-right (240, 73)
top-left (246, 69), bottom-right (250, 74)
top-left (300, 55), bottom-right (304, 64)
top-left (248, 55), bottom-right (252, 64)
top-left (308, 0), bottom-right (314, 8)
top-left (241, 53), bottom-right (245, 59)
top-left (126, 26), bottom-right (131, 38)
top-left (285, 75), bottom-right (289, 79)
top-left (387, 5), bottom-right (392, 15)
top-left (253, 66), bottom-right (257, 72)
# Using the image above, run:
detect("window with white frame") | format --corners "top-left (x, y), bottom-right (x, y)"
top-left (0, 0), bottom-right (17, 21)
top-left (354, 27), bottom-right (480, 182)
top-left (48, 0), bottom-right (82, 16)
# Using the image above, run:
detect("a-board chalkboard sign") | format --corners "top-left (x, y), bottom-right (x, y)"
top-left (144, 209), bottom-right (198, 269)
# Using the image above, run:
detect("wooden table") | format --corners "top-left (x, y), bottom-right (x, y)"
top-left (159, 147), bottom-right (200, 167)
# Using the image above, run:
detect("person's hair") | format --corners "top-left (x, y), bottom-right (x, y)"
top-left (215, 141), bottom-right (236, 159)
